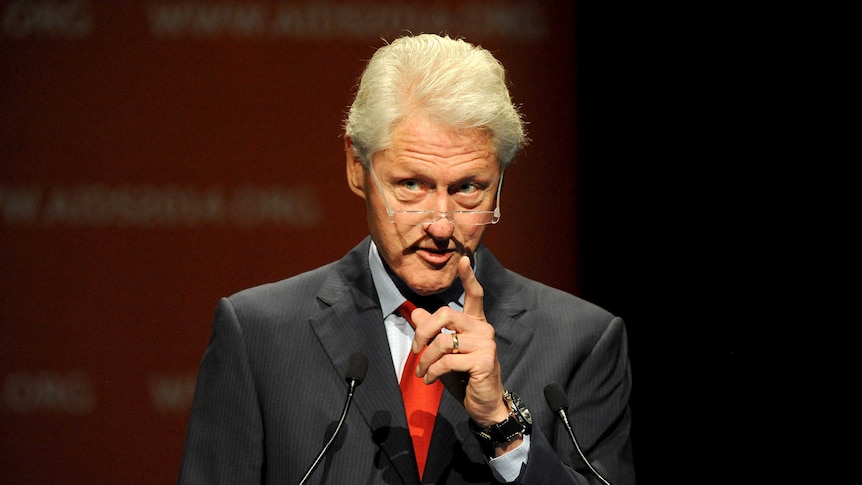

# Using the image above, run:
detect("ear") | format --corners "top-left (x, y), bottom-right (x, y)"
top-left (344, 136), bottom-right (367, 199)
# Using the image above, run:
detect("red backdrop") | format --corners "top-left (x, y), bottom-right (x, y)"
top-left (1, 1), bottom-right (577, 482)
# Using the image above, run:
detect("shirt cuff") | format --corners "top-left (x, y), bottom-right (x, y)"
top-left (487, 434), bottom-right (530, 483)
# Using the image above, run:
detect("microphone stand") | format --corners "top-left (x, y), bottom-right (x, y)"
top-left (298, 378), bottom-right (360, 485)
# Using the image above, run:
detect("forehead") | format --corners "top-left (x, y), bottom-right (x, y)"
top-left (379, 115), bottom-right (499, 176)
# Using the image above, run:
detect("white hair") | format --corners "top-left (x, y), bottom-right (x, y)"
top-left (344, 33), bottom-right (527, 169)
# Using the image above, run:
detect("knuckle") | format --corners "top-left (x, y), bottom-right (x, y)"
top-left (438, 306), bottom-right (457, 320)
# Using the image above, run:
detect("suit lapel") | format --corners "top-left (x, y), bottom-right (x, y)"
top-left (308, 239), bottom-right (419, 484)
top-left (475, 246), bottom-right (535, 380)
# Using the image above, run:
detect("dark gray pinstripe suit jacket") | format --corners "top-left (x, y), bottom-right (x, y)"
top-left (178, 237), bottom-right (635, 484)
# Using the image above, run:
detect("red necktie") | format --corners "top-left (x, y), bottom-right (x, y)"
top-left (397, 300), bottom-right (444, 479)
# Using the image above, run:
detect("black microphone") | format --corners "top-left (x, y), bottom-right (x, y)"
top-left (544, 382), bottom-right (612, 485)
top-left (298, 353), bottom-right (368, 485)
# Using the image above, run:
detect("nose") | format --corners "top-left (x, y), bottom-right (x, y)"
top-left (424, 213), bottom-right (455, 239)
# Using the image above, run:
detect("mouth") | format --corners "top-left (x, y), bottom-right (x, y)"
top-left (414, 246), bottom-right (456, 266)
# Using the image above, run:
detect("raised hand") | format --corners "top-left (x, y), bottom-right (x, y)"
top-left (409, 256), bottom-right (510, 428)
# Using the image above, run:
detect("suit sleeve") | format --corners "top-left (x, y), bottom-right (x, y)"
top-left (177, 298), bottom-right (264, 485)
top-left (518, 316), bottom-right (635, 485)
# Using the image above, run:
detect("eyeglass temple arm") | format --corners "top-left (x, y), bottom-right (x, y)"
top-left (493, 171), bottom-right (504, 219)
top-left (368, 165), bottom-right (397, 220)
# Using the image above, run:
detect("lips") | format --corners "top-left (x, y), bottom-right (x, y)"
top-left (415, 247), bottom-right (455, 265)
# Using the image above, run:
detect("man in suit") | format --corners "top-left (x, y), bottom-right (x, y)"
top-left (178, 34), bottom-right (634, 484)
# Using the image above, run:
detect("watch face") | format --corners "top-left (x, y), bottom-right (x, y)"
top-left (508, 392), bottom-right (533, 425)
top-left (519, 403), bottom-right (533, 425)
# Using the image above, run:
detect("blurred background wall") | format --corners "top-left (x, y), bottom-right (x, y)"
top-left (1, 1), bottom-right (580, 483)
top-left (2, 1), bottom-right (744, 483)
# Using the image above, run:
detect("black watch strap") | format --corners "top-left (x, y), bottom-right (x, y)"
top-left (469, 391), bottom-right (533, 448)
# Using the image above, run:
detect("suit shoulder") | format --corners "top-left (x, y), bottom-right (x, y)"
top-left (509, 271), bottom-right (614, 321)
top-left (220, 262), bottom-right (337, 320)
top-left (500, 273), bottom-right (628, 364)
top-left (504, 270), bottom-right (619, 330)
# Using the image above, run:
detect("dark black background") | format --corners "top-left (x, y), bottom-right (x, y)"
top-left (575, 2), bottom-right (753, 481)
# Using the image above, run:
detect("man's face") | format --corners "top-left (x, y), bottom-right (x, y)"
top-left (346, 114), bottom-right (501, 296)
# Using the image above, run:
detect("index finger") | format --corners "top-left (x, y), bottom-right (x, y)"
top-left (458, 255), bottom-right (485, 319)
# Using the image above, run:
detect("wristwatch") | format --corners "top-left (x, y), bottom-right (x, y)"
top-left (469, 390), bottom-right (533, 450)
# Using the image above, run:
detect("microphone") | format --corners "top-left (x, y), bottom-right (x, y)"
top-left (544, 382), bottom-right (612, 485)
top-left (298, 353), bottom-right (368, 485)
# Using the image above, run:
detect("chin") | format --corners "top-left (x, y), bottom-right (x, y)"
top-left (394, 255), bottom-right (459, 295)
top-left (409, 276), bottom-right (457, 296)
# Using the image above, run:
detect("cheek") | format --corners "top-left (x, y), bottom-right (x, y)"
top-left (368, 215), bottom-right (417, 255)
top-left (456, 225), bottom-right (487, 245)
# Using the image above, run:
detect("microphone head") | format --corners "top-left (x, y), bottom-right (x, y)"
top-left (543, 382), bottom-right (569, 412)
top-left (346, 352), bottom-right (368, 385)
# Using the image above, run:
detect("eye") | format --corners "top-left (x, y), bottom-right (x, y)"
top-left (402, 180), bottom-right (422, 191)
top-left (455, 181), bottom-right (481, 195)
top-left (394, 179), bottom-right (427, 203)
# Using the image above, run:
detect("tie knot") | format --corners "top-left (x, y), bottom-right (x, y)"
top-left (396, 301), bottom-right (416, 324)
